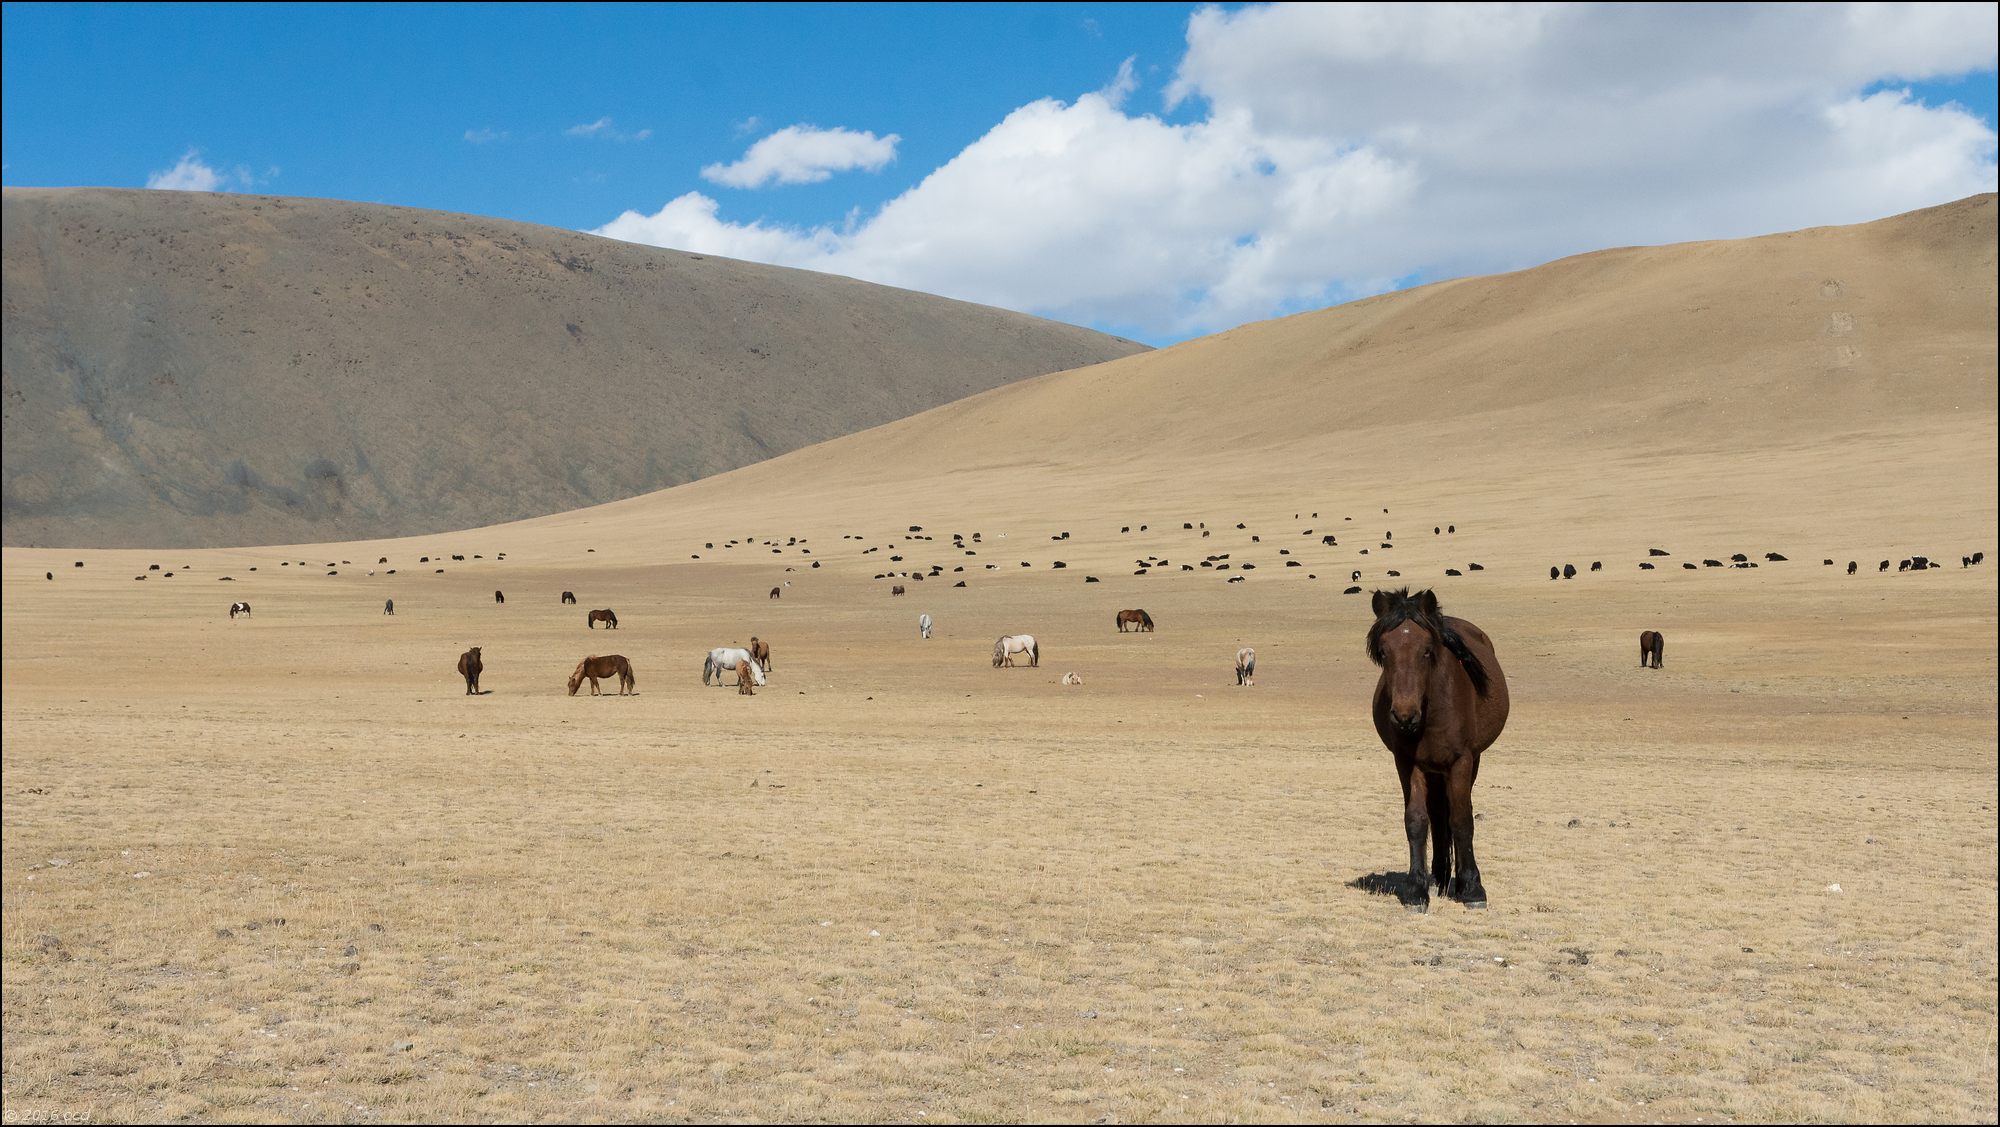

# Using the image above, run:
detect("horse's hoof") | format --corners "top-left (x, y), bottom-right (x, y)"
top-left (1461, 898), bottom-right (1487, 910)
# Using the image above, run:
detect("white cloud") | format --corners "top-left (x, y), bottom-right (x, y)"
top-left (701, 126), bottom-right (900, 188)
top-left (145, 149), bottom-right (228, 192)
top-left (566, 117), bottom-right (651, 142)
top-left (464, 127), bottom-right (508, 144)
top-left (592, 3), bottom-right (1998, 337)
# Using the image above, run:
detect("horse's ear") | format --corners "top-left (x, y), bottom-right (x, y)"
top-left (1417, 589), bottom-right (1440, 618)
top-left (1370, 590), bottom-right (1392, 617)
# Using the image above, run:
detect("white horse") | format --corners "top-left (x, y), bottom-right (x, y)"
top-left (993, 634), bottom-right (1039, 668)
top-left (703, 647), bottom-right (767, 687)
top-left (1236, 646), bottom-right (1256, 686)
top-left (919, 613), bottom-right (932, 640)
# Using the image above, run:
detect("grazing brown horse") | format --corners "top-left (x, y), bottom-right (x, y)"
top-left (1639, 630), bottom-right (1665, 669)
top-left (1115, 608), bottom-right (1155, 632)
top-left (749, 637), bottom-right (771, 672)
top-left (494, 590), bottom-right (505, 605)
top-left (769, 586), bottom-right (781, 600)
top-left (892, 585), bottom-right (906, 596)
top-left (567, 655), bottom-right (635, 696)
top-left (737, 661), bottom-right (756, 695)
top-left (1367, 588), bottom-right (1509, 911)
top-left (561, 590), bottom-right (577, 605)
top-left (458, 647), bottom-right (483, 695)
top-left (587, 609), bottom-right (618, 629)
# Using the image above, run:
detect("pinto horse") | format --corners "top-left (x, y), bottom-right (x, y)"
top-left (587, 609), bottom-right (618, 629)
top-left (1367, 588), bottom-right (1509, 911)
top-left (1115, 609), bottom-right (1155, 632)
top-left (229, 601), bottom-right (252, 619)
top-left (703, 647), bottom-right (766, 688)
top-left (992, 634), bottom-right (1038, 667)
top-left (567, 654), bottom-right (635, 696)
top-left (1639, 630), bottom-right (1665, 669)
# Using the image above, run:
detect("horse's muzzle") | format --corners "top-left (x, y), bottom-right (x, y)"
top-left (1390, 707), bottom-right (1424, 733)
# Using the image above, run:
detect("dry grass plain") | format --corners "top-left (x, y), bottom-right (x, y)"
top-left (4, 197), bottom-right (1996, 1122)
top-left (3, 500), bottom-right (1995, 1124)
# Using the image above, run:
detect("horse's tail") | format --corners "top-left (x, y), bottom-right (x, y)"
top-left (587, 610), bottom-right (594, 628)
top-left (1029, 638), bottom-right (1039, 666)
top-left (702, 653), bottom-right (714, 685)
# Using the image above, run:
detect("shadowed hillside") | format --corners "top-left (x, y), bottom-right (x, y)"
top-left (1, 189), bottom-right (1147, 548)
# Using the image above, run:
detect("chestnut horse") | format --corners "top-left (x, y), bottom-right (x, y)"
top-left (587, 609), bottom-right (618, 629)
top-left (1367, 588), bottom-right (1509, 911)
top-left (1639, 630), bottom-right (1664, 669)
top-left (749, 637), bottom-right (771, 672)
top-left (567, 654), bottom-right (635, 696)
top-left (1115, 609), bottom-right (1155, 632)
top-left (458, 647), bottom-right (483, 694)
top-left (737, 661), bottom-right (757, 695)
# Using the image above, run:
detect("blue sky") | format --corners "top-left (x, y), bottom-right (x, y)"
top-left (4, 2), bottom-right (1996, 345)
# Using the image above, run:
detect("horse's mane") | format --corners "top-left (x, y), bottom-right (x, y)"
top-left (1365, 588), bottom-right (1490, 697)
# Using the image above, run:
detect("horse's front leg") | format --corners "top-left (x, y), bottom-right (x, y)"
top-left (1426, 769), bottom-right (1453, 896)
top-left (1446, 755), bottom-right (1485, 907)
top-left (1400, 755), bottom-right (1431, 911)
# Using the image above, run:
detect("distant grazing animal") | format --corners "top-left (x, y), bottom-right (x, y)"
top-left (737, 661), bottom-right (757, 695)
top-left (1562, 564), bottom-right (1576, 579)
top-left (384, 599), bottom-right (394, 615)
top-left (1898, 560), bottom-right (1911, 573)
top-left (770, 586), bottom-right (782, 600)
top-left (1352, 570), bottom-right (1362, 582)
top-left (1639, 630), bottom-right (1665, 669)
top-left (1344, 585), bottom-right (1363, 594)
top-left (588, 609), bottom-right (619, 629)
top-left (1235, 647), bottom-right (1256, 686)
top-left (1704, 560), bottom-right (1724, 568)
top-left (229, 601), bottom-right (252, 619)
top-left (1848, 561), bottom-right (1858, 574)
top-left (1766, 553), bottom-right (1787, 562)
top-left (749, 636), bottom-right (771, 672)
top-left (1639, 563), bottom-right (1655, 570)
top-left (562, 591), bottom-right (577, 605)
top-left (1549, 567), bottom-right (1559, 581)
top-left (1911, 556), bottom-right (1931, 570)
top-left (1648, 548), bottom-right (1669, 557)
top-left (494, 590), bottom-right (504, 604)
top-left (1115, 609), bottom-right (1155, 633)
top-left (1367, 588), bottom-right (1509, 911)
top-left (703, 647), bottom-right (765, 688)
top-left (568, 654), bottom-right (635, 696)
top-left (1589, 562), bottom-right (1601, 572)
top-left (993, 634), bottom-right (1039, 668)
top-left (919, 613), bottom-right (932, 640)
top-left (1061, 671), bottom-right (1084, 686)
top-left (892, 585), bottom-right (906, 596)
top-left (45, 572), bottom-right (52, 581)
top-left (1445, 568), bottom-right (1462, 576)
top-left (1731, 553), bottom-right (1748, 563)
top-left (458, 647), bottom-right (483, 694)
top-left (1879, 560), bottom-right (1890, 572)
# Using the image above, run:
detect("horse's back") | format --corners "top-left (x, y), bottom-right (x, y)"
top-left (1442, 614), bottom-right (1508, 746)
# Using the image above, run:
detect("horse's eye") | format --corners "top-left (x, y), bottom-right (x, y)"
top-left (1423, 648), bottom-right (1434, 660)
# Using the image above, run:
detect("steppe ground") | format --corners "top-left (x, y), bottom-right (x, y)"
top-left (3, 503), bottom-right (1995, 1123)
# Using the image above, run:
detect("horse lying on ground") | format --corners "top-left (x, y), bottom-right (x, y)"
top-left (458, 647), bottom-right (483, 694)
top-left (1367, 588), bottom-right (1510, 911)
top-left (703, 647), bottom-right (767, 688)
top-left (568, 655), bottom-right (635, 696)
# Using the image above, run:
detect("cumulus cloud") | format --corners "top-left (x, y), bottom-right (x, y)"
top-left (591, 3), bottom-right (1998, 337)
top-left (464, 127), bottom-right (509, 144)
top-left (145, 149), bottom-right (228, 192)
top-left (701, 126), bottom-right (901, 188)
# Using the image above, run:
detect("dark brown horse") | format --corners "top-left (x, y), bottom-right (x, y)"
top-left (561, 591), bottom-right (577, 605)
top-left (1367, 589), bottom-right (1509, 911)
top-left (749, 636), bottom-right (771, 672)
top-left (587, 609), bottom-right (618, 629)
top-left (1115, 608), bottom-right (1155, 633)
top-left (769, 586), bottom-right (782, 600)
top-left (568, 655), bottom-right (635, 696)
top-left (458, 647), bottom-right (483, 694)
top-left (494, 590), bottom-right (505, 605)
top-left (1639, 630), bottom-right (1664, 669)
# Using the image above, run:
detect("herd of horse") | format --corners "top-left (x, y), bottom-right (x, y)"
top-left (221, 570), bottom-right (1697, 915)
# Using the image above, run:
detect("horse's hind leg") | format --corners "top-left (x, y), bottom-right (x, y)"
top-left (1426, 774), bottom-right (1453, 898)
top-left (1446, 756), bottom-right (1486, 907)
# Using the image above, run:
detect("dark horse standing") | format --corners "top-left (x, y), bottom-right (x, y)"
top-left (1639, 630), bottom-right (1665, 669)
top-left (1115, 608), bottom-right (1155, 632)
top-left (458, 647), bottom-right (483, 695)
top-left (1367, 589), bottom-right (1509, 911)
top-left (587, 609), bottom-right (618, 629)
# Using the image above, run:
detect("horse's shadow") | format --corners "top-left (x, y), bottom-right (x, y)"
top-left (1348, 871), bottom-right (1430, 911)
